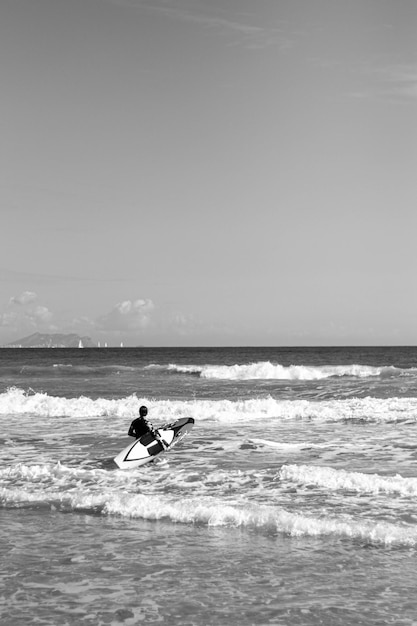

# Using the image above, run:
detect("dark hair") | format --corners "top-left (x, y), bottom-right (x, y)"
top-left (139, 405), bottom-right (148, 417)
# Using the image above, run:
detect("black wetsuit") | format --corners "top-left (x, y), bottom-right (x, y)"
top-left (128, 416), bottom-right (153, 439)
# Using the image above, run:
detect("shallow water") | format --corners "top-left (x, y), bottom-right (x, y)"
top-left (2, 347), bottom-right (417, 624)
top-left (3, 508), bottom-right (417, 626)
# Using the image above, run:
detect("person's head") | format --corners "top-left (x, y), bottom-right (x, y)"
top-left (139, 405), bottom-right (148, 418)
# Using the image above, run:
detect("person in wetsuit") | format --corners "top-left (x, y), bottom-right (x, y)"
top-left (128, 405), bottom-right (169, 450)
top-left (128, 405), bottom-right (154, 438)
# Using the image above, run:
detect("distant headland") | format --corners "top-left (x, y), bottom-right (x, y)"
top-left (4, 333), bottom-right (96, 348)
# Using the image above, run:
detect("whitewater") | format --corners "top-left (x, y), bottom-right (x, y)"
top-left (1, 345), bottom-right (417, 625)
top-left (162, 360), bottom-right (405, 380)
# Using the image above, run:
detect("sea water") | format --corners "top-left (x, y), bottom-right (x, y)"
top-left (1, 346), bottom-right (417, 625)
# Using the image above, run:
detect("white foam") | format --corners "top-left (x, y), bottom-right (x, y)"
top-left (249, 438), bottom-right (312, 450)
top-left (280, 464), bottom-right (417, 497)
top-left (2, 387), bottom-right (417, 423)
top-left (0, 387), bottom-right (143, 419)
top-left (165, 362), bottom-right (402, 381)
top-left (1, 475), bottom-right (416, 546)
top-left (0, 462), bottom-right (126, 489)
top-left (94, 496), bottom-right (417, 544)
top-left (2, 462), bottom-right (417, 546)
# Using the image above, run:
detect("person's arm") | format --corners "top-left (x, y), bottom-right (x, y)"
top-left (128, 420), bottom-right (136, 437)
top-left (151, 424), bottom-right (169, 449)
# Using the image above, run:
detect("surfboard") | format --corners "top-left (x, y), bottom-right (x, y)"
top-left (114, 417), bottom-right (194, 469)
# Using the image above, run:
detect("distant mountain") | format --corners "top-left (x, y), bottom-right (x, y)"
top-left (5, 332), bottom-right (96, 348)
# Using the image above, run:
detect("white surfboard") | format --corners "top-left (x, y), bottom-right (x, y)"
top-left (114, 417), bottom-right (194, 469)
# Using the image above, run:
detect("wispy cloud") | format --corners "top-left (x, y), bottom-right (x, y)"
top-left (104, 0), bottom-right (293, 50)
top-left (349, 61), bottom-right (417, 102)
top-left (380, 63), bottom-right (417, 100)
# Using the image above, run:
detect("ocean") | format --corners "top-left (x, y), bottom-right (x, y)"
top-left (1, 346), bottom-right (417, 625)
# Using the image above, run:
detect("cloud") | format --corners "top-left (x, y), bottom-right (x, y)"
top-left (155, 3), bottom-right (292, 49)
top-left (3, 291), bottom-right (52, 330)
top-left (93, 298), bottom-right (209, 342)
top-left (25, 305), bottom-right (53, 325)
top-left (0, 311), bottom-right (18, 328)
top-left (0, 297), bottom-right (55, 338)
top-left (8, 291), bottom-right (54, 327)
top-left (1, 288), bottom-right (214, 344)
top-left (383, 64), bottom-right (417, 100)
top-left (351, 62), bottom-right (417, 101)
top-left (9, 291), bottom-right (38, 306)
top-left (71, 315), bottom-right (95, 330)
top-left (103, 0), bottom-right (291, 50)
top-left (165, 311), bottom-right (203, 337)
top-left (96, 299), bottom-right (155, 332)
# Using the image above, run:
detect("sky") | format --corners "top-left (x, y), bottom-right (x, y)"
top-left (1, 0), bottom-right (416, 346)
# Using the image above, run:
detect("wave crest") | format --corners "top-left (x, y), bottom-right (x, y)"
top-left (280, 464), bottom-right (417, 497)
top-left (164, 361), bottom-right (402, 381)
top-left (1, 462), bottom-right (416, 546)
top-left (2, 387), bottom-right (417, 422)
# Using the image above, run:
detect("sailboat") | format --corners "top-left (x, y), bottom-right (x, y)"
top-left (78, 339), bottom-right (83, 348)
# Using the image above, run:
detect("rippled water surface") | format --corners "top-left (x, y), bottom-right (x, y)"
top-left (2, 347), bottom-right (417, 625)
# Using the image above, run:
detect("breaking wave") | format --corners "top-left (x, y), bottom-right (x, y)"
top-left (280, 464), bottom-right (417, 497)
top-left (2, 387), bottom-right (417, 423)
top-left (162, 362), bottom-right (404, 381)
top-left (1, 462), bottom-right (417, 546)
